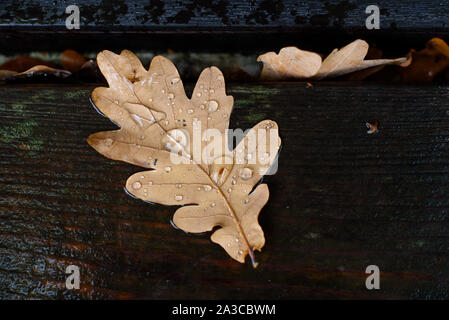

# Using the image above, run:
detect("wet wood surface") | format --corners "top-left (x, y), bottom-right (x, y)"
top-left (1, 82), bottom-right (449, 299)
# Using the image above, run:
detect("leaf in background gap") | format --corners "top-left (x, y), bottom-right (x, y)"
top-left (312, 39), bottom-right (370, 79)
top-left (256, 40), bottom-right (410, 81)
top-left (0, 70), bottom-right (18, 80)
top-left (87, 50), bottom-right (281, 267)
top-left (0, 55), bottom-right (55, 72)
top-left (257, 47), bottom-right (322, 80)
top-left (61, 49), bottom-right (86, 73)
top-left (13, 65), bottom-right (71, 79)
top-left (401, 38), bottom-right (449, 82)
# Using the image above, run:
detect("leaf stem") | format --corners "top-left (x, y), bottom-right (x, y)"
top-left (203, 171), bottom-right (258, 268)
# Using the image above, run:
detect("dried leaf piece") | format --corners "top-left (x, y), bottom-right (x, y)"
top-left (401, 38), bottom-right (449, 82)
top-left (313, 40), bottom-right (411, 80)
top-left (87, 50), bottom-right (281, 267)
top-left (61, 49), bottom-right (86, 73)
top-left (0, 70), bottom-right (18, 80)
top-left (257, 39), bottom-right (410, 81)
top-left (257, 47), bottom-right (322, 80)
top-left (13, 65), bottom-right (71, 79)
top-left (0, 56), bottom-right (55, 72)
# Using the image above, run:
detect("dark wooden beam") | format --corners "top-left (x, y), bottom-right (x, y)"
top-left (1, 82), bottom-right (449, 299)
top-left (0, 1), bottom-right (449, 53)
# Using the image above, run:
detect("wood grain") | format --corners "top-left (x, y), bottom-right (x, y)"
top-left (1, 83), bottom-right (449, 299)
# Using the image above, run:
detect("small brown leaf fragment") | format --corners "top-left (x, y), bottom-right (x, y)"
top-left (0, 56), bottom-right (55, 72)
top-left (61, 49), bottom-right (86, 73)
top-left (87, 50), bottom-right (281, 267)
top-left (366, 120), bottom-right (379, 135)
top-left (400, 38), bottom-right (449, 82)
top-left (0, 70), bottom-right (18, 80)
top-left (257, 46), bottom-right (322, 80)
top-left (14, 65), bottom-right (71, 79)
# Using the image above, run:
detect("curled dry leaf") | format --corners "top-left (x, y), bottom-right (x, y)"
top-left (257, 47), bottom-right (322, 80)
top-left (313, 39), bottom-right (411, 80)
top-left (0, 70), bottom-right (18, 80)
top-left (400, 38), bottom-right (449, 82)
top-left (257, 39), bottom-right (411, 81)
top-left (13, 65), bottom-right (71, 79)
top-left (61, 49), bottom-right (86, 73)
top-left (0, 55), bottom-right (55, 72)
top-left (87, 50), bottom-right (281, 267)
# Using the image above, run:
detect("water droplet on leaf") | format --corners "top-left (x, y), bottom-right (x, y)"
top-left (208, 100), bottom-right (218, 112)
top-left (132, 181), bottom-right (142, 190)
top-left (239, 167), bottom-right (253, 180)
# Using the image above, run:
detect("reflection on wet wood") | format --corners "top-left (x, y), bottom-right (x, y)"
top-left (1, 83), bottom-right (449, 299)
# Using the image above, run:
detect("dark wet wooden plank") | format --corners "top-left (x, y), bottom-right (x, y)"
top-left (1, 83), bottom-right (449, 299)
top-left (1, 0), bottom-right (448, 29)
top-left (1, 0), bottom-right (449, 53)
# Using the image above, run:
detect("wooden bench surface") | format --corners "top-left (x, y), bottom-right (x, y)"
top-left (1, 82), bottom-right (449, 299)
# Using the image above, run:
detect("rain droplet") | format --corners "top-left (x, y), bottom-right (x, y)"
top-left (176, 184), bottom-right (182, 188)
top-left (209, 89), bottom-right (215, 94)
top-left (165, 120), bottom-right (169, 126)
top-left (231, 180), bottom-right (236, 185)
top-left (204, 185), bottom-right (212, 191)
top-left (140, 175), bottom-right (145, 179)
top-left (164, 167), bottom-right (171, 173)
top-left (235, 238), bottom-right (239, 242)
top-left (217, 76), bottom-right (223, 81)
top-left (227, 243), bottom-right (231, 247)
top-left (208, 100), bottom-right (218, 112)
top-left (200, 104), bottom-right (205, 110)
top-left (148, 181), bottom-right (153, 185)
top-left (104, 138), bottom-right (113, 147)
top-left (132, 182), bottom-right (142, 190)
top-left (168, 93), bottom-right (174, 99)
top-left (187, 109), bottom-right (194, 114)
top-left (238, 250), bottom-right (243, 255)
top-left (227, 188), bottom-right (232, 193)
top-left (210, 202), bottom-right (216, 207)
top-left (171, 78), bottom-right (180, 85)
top-left (244, 199), bottom-right (249, 204)
top-left (149, 98), bottom-right (153, 102)
top-left (197, 187), bottom-right (201, 191)
top-left (175, 195), bottom-right (183, 201)
top-left (161, 89), bottom-right (165, 94)
top-left (223, 114), bottom-right (228, 119)
top-left (196, 92), bottom-right (201, 97)
top-left (239, 168), bottom-right (253, 180)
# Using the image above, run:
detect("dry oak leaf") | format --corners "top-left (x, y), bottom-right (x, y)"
top-left (257, 39), bottom-right (411, 81)
top-left (87, 50), bottom-right (281, 267)
top-left (257, 47), bottom-right (322, 80)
